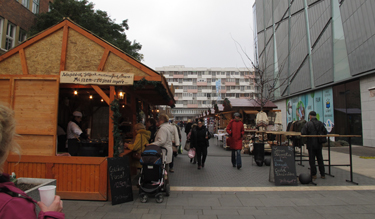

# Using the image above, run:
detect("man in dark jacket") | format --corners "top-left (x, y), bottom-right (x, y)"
top-left (190, 119), bottom-right (210, 169)
top-left (301, 111), bottom-right (327, 180)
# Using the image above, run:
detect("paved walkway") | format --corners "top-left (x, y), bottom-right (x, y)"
top-left (63, 134), bottom-right (375, 219)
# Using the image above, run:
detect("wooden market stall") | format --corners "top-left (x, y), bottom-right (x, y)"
top-left (0, 19), bottom-right (174, 201)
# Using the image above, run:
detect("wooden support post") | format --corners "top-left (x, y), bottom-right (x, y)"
top-left (108, 86), bottom-right (115, 158)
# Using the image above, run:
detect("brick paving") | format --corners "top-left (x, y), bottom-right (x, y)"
top-left (62, 135), bottom-right (375, 219)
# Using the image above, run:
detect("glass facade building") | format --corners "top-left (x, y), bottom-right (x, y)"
top-left (254, 0), bottom-right (375, 146)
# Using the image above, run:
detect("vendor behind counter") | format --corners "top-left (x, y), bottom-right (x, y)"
top-left (66, 111), bottom-right (88, 156)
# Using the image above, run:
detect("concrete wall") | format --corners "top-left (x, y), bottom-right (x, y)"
top-left (361, 74), bottom-right (375, 147)
top-left (273, 99), bottom-right (287, 131)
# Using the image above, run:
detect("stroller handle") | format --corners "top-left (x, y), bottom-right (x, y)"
top-left (160, 146), bottom-right (168, 155)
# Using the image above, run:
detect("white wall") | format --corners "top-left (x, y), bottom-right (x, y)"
top-left (361, 74), bottom-right (375, 147)
top-left (273, 99), bottom-right (287, 131)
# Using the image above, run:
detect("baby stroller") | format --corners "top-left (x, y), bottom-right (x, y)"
top-left (138, 145), bottom-right (170, 203)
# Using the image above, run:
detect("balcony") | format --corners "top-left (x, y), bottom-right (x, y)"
top-left (173, 75), bottom-right (184, 78)
top-left (187, 89), bottom-right (198, 93)
top-left (197, 82), bottom-right (207, 86)
top-left (225, 82), bottom-right (236, 86)
top-left (187, 104), bottom-right (199, 108)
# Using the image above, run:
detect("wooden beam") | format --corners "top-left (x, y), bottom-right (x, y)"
top-left (91, 85), bottom-right (110, 105)
top-left (98, 49), bottom-right (110, 71)
top-left (60, 24), bottom-right (69, 71)
top-left (108, 86), bottom-right (115, 158)
top-left (99, 159), bottom-right (108, 200)
top-left (134, 76), bottom-right (161, 81)
top-left (19, 49), bottom-right (28, 75)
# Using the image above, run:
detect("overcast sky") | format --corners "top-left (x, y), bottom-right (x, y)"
top-left (90, 0), bottom-right (256, 69)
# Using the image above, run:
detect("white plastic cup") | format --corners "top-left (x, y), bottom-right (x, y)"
top-left (38, 185), bottom-right (56, 207)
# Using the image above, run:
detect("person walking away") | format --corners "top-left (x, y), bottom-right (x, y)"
top-left (149, 114), bottom-right (173, 175)
top-left (169, 120), bottom-right (180, 172)
top-left (301, 111), bottom-right (327, 180)
top-left (66, 111), bottom-right (88, 156)
top-left (171, 120), bottom-right (182, 154)
top-left (191, 120), bottom-right (210, 169)
top-left (185, 119), bottom-right (193, 137)
top-left (226, 112), bottom-right (245, 169)
top-left (186, 123), bottom-right (197, 164)
top-left (123, 123), bottom-right (151, 169)
top-left (0, 104), bottom-right (64, 218)
top-left (146, 118), bottom-right (157, 143)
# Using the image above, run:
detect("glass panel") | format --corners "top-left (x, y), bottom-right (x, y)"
top-left (332, 0), bottom-right (351, 81)
top-left (333, 80), bottom-right (362, 145)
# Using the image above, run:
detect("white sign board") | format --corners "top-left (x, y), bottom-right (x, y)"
top-left (60, 71), bottom-right (134, 85)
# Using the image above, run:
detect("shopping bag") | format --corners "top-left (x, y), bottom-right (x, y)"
top-left (184, 141), bottom-right (191, 151)
top-left (188, 148), bottom-right (195, 158)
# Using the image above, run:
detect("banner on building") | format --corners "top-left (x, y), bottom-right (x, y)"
top-left (60, 71), bottom-right (134, 85)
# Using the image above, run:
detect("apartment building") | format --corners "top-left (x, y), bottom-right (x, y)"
top-left (0, 0), bottom-right (50, 55)
top-left (156, 65), bottom-right (257, 121)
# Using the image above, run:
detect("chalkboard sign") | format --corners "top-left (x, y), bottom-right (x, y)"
top-left (272, 146), bottom-right (298, 186)
top-left (107, 157), bottom-right (133, 205)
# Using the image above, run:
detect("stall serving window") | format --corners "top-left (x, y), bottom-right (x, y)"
top-left (57, 86), bottom-right (111, 156)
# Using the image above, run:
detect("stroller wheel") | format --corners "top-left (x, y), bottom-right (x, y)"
top-left (139, 193), bottom-right (148, 203)
top-left (155, 193), bottom-right (164, 203)
top-left (165, 183), bottom-right (170, 197)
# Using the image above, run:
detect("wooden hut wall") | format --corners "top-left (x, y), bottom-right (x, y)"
top-left (0, 20), bottom-right (170, 201)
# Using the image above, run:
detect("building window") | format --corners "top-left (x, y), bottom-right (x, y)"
top-left (18, 28), bottom-right (27, 43)
top-left (22, 0), bottom-right (29, 9)
top-left (32, 0), bottom-right (40, 14)
top-left (5, 22), bottom-right (15, 50)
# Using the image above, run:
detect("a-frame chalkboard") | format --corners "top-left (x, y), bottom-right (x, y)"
top-left (272, 146), bottom-right (298, 186)
top-left (107, 156), bottom-right (134, 205)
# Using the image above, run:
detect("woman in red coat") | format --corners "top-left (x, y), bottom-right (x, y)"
top-left (226, 112), bottom-right (244, 169)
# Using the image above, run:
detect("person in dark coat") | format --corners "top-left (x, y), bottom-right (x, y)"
top-left (301, 111), bottom-right (327, 180)
top-left (226, 112), bottom-right (245, 169)
top-left (190, 119), bottom-right (210, 169)
top-left (185, 119), bottom-right (193, 136)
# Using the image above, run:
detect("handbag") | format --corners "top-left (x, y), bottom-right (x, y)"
top-left (188, 148), bottom-right (196, 158)
top-left (184, 140), bottom-right (191, 151)
top-left (172, 142), bottom-right (178, 153)
top-left (312, 121), bottom-right (327, 144)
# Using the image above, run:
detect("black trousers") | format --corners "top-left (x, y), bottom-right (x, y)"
top-left (308, 147), bottom-right (325, 176)
top-left (196, 146), bottom-right (207, 166)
